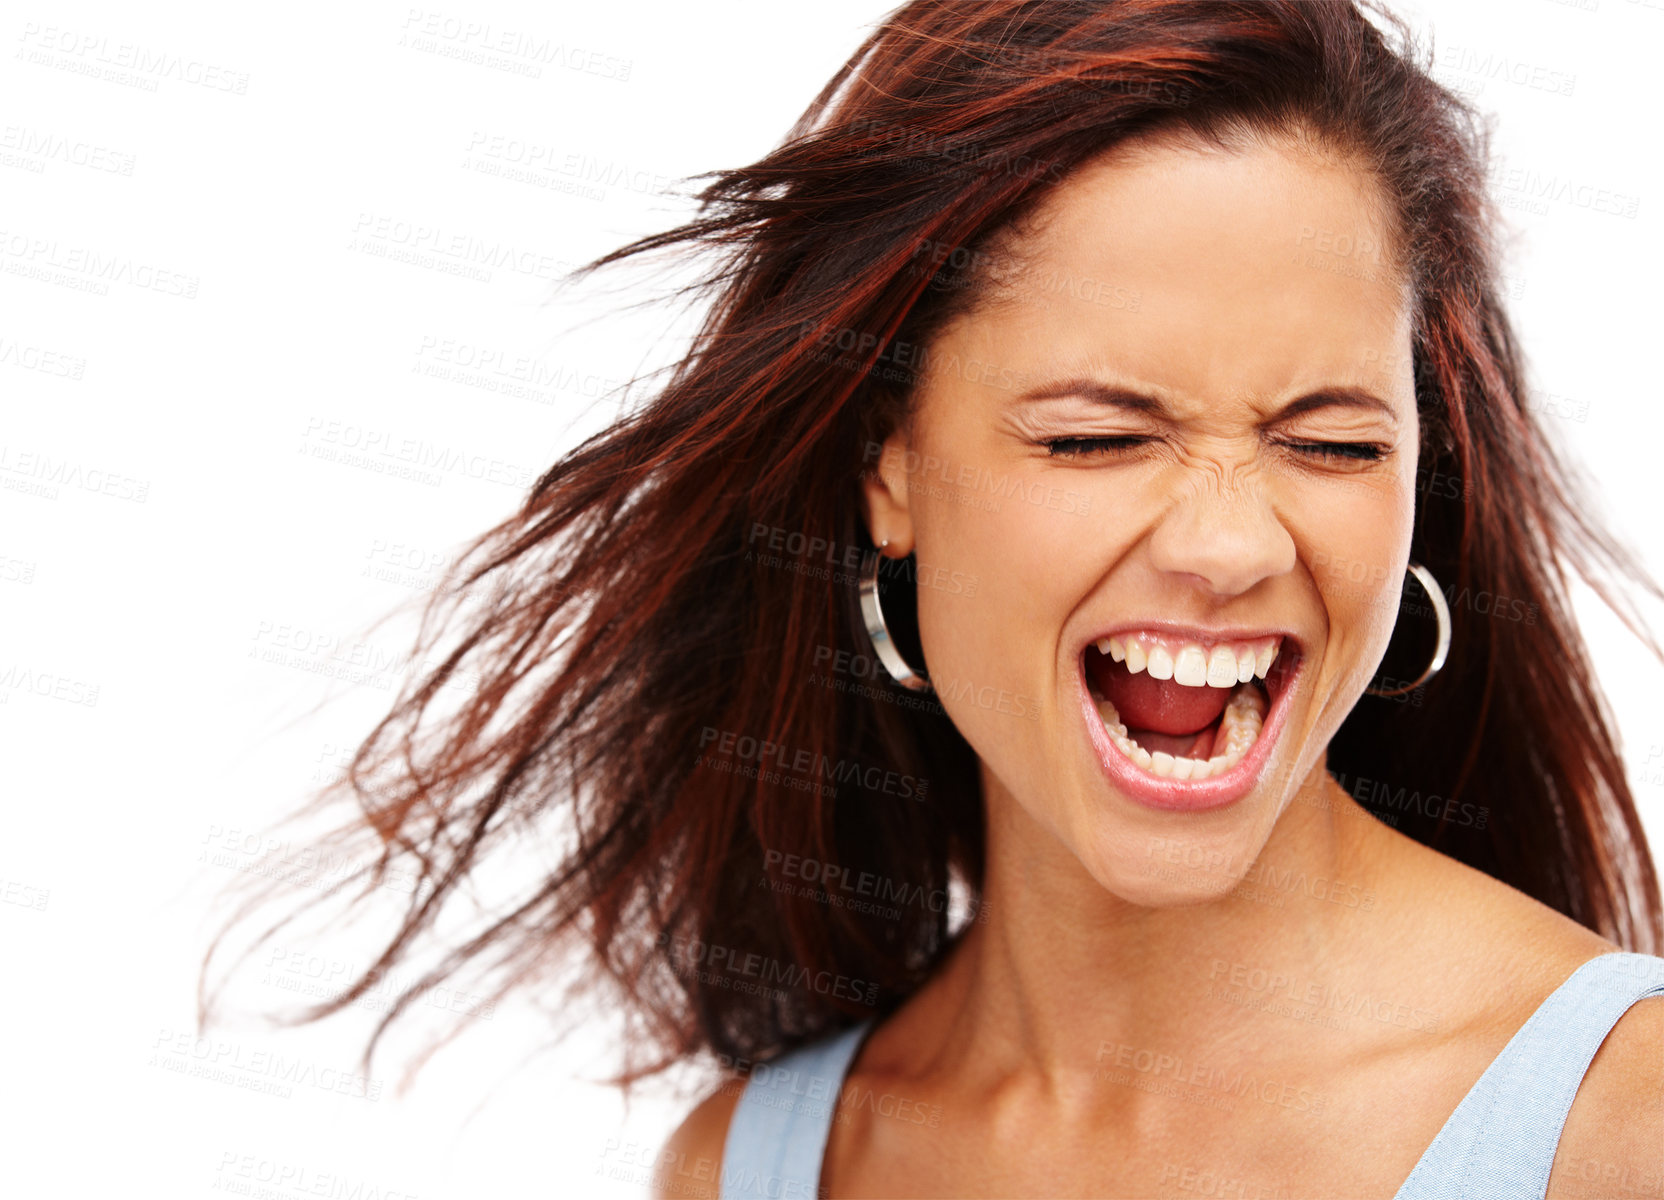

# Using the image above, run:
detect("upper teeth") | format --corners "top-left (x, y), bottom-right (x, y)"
top-left (1094, 633), bottom-right (1281, 688)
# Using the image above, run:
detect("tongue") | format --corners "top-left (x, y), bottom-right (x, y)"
top-left (1091, 655), bottom-right (1232, 735)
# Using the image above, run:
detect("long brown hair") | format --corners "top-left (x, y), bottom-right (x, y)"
top-left (202, 0), bottom-right (1664, 1088)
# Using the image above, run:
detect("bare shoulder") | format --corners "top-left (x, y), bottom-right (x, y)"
top-left (650, 1077), bottom-right (746, 1200)
top-left (1549, 986), bottom-right (1664, 1197)
top-left (1381, 831), bottom-right (1664, 1193)
top-left (1364, 816), bottom-right (1621, 988)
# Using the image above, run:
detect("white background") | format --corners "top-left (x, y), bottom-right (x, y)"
top-left (3, 1), bottom-right (1662, 1196)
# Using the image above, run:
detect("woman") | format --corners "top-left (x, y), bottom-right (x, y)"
top-left (205, 1), bottom-right (1664, 1195)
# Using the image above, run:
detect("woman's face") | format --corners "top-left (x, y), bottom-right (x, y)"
top-left (861, 132), bottom-right (1419, 904)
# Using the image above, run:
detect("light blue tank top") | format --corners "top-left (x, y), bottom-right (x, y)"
top-left (719, 951), bottom-right (1664, 1198)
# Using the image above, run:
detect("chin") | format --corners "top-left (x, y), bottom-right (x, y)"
top-left (1074, 824), bottom-right (1262, 909)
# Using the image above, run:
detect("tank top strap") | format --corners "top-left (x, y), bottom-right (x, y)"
top-left (1394, 950), bottom-right (1664, 1200)
top-left (720, 1019), bottom-right (876, 1199)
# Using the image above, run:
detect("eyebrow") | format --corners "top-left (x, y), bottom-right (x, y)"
top-left (1015, 380), bottom-right (1401, 427)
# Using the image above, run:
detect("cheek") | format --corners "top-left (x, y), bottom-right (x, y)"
top-left (915, 467), bottom-right (1102, 663)
top-left (1298, 476), bottom-right (1417, 678)
top-left (910, 466), bottom-right (1106, 755)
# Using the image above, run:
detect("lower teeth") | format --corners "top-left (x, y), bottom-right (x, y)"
top-left (1094, 681), bottom-right (1268, 780)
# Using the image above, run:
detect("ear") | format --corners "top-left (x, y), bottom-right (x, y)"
top-left (858, 424), bottom-right (916, 557)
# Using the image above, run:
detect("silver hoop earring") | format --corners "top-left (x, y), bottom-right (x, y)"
top-left (858, 546), bottom-right (932, 692)
top-left (1364, 561), bottom-right (1452, 697)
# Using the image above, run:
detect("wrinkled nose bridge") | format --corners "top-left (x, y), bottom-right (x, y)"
top-left (1166, 455), bottom-right (1264, 517)
top-left (1148, 460), bottom-right (1295, 591)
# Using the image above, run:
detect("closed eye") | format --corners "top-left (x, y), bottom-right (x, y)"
top-left (1040, 436), bottom-right (1388, 463)
top-left (1042, 436), bottom-right (1149, 457)
top-left (1280, 441), bottom-right (1388, 463)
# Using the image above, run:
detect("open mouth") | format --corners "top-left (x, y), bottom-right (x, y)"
top-left (1079, 630), bottom-right (1303, 808)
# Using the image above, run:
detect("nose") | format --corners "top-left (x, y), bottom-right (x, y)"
top-left (1144, 470), bottom-right (1297, 597)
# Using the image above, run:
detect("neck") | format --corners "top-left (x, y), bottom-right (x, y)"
top-left (922, 764), bottom-right (1394, 1093)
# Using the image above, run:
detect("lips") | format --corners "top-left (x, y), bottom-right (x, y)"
top-left (1075, 634), bottom-right (1304, 812)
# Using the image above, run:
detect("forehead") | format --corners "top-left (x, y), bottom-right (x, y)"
top-left (949, 132), bottom-right (1414, 408)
